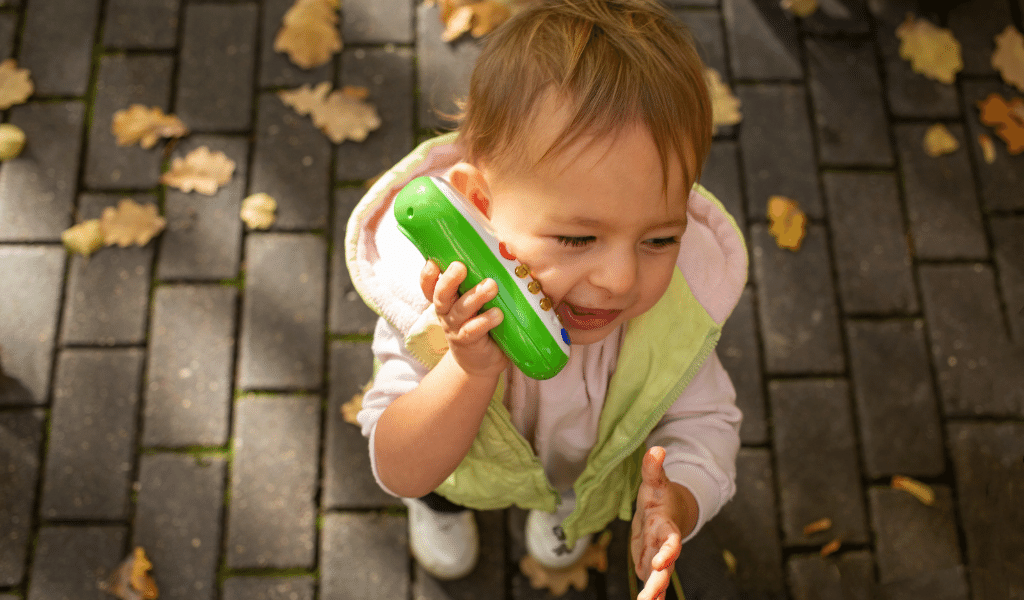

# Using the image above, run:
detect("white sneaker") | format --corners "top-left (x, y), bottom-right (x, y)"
top-left (525, 494), bottom-right (592, 569)
top-left (402, 497), bottom-right (479, 580)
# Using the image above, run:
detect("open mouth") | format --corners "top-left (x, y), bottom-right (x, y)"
top-left (555, 302), bottom-right (622, 331)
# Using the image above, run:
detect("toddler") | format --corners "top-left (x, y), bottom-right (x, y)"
top-left (345, 1), bottom-right (747, 598)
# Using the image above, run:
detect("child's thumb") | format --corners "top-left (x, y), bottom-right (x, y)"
top-left (641, 446), bottom-right (668, 487)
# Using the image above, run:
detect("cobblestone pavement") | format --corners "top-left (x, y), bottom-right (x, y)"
top-left (2, 0), bottom-right (1023, 598)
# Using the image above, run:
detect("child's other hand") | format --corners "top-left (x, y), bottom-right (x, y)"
top-left (421, 260), bottom-right (509, 378)
top-left (631, 446), bottom-right (685, 600)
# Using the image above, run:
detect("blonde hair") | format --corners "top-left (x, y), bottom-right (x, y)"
top-left (457, 0), bottom-right (712, 192)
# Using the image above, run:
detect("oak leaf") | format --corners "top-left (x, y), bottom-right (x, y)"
top-left (101, 199), bottom-right (167, 248)
top-left (279, 82), bottom-right (382, 144)
top-left (895, 14), bottom-right (963, 84)
top-left (923, 123), bottom-right (959, 156)
top-left (0, 123), bottom-right (26, 161)
top-left (61, 219), bottom-right (105, 257)
top-left (992, 26), bottom-right (1024, 93)
top-left (519, 531), bottom-right (610, 596)
top-left (706, 68), bottom-right (742, 132)
top-left (780, 0), bottom-right (818, 18)
top-left (98, 547), bottom-right (159, 600)
top-left (0, 59), bottom-right (33, 110)
top-left (274, 0), bottom-right (342, 69)
top-left (160, 146), bottom-right (236, 195)
top-left (111, 105), bottom-right (189, 149)
top-left (977, 92), bottom-right (1024, 155)
top-left (767, 196), bottom-right (807, 251)
top-left (240, 193), bottom-right (277, 230)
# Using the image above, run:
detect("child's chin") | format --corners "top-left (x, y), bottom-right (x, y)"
top-left (565, 324), bottom-right (616, 346)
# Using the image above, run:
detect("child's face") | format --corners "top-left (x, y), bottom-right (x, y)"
top-left (479, 106), bottom-right (690, 346)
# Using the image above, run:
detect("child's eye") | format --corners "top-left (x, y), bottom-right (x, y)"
top-left (556, 236), bottom-right (595, 247)
top-left (644, 237), bottom-right (680, 248)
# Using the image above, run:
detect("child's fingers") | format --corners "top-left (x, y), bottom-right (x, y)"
top-left (432, 262), bottom-right (467, 314)
top-left (652, 532), bottom-right (681, 571)
top-left (638, 567), bottom-right (671, 600)
top-left (641, 446), bottom-right (668, 490)
top-left (419, 260), bottom-right (441, 301)
top-left (452, 307), bottom-right (504, 343)
top-left (442, 278), bottom-right (498, 328)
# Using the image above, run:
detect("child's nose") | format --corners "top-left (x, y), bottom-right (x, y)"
top-left (587, 247), bottom-right (637, 297)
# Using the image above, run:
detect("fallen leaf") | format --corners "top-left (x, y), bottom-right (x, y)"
top-left (977, 92), bottom-right (1024, 155)
top-left (470, 1), bottom-right (511, 37)
top-left (99, 547), bottom-right (159, 600)
top-left (767, 196), bottom-right (807, 251)
top-left (978, 133), bottom-right (997, 164)
top-left (896, 13), bottom-right (963, 84)
top-left (341, 380), bottom-right (373, 426)
top-left (992, 25), bottom-right (1024, 93)
top-left (780, 0), bottom-right (818, 18)
top-left (100, 199), bottom-right (166, 248)
top-left (274, 0), bottom-right (342, 69)
top-left (61, 219), bottom-right (105, 257)
top-left (706, 68), bottom-right (742, 133)
top-left (722, 549), bottom-right (737, 574)
top-left (240, 193), bottom-right (277, 230)
top-left (279, 82), bottom-right (382, 143)
top-left (519, 531), bottom-right (610, 596)
top-left (923, 123), bottom-right (959, 156)
top-left (891, 475), bottom-right (936, 506)
top-left (111, 105), bottom-right (189, 149)
top-left (443, 5), bottom-right (475, 41)
top-left (160, 146), bottom-right (236, 195)
top-left (0, 123), bottom-right (26, 161)
top-left (820, 539), bottom-right (841, 557)
top-left (802, 517), bottom-right (833, 536)
top-left (0, 59), bottom-right (33, 110)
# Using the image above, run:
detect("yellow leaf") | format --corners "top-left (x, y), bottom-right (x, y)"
top-left (61, 219), bottom-right (105, 257)
top-left (722, 549), bottom-right (737, 574)
top-left (100, 199), bottom-right (167, 248)
top-left (896, 13), bottom-right (963, 84)
top-left (767, 196), bottom-right (807, 251)
top-left (0, 59), bottom-right (33, 110)
top-left (160, 146), bottom-right (236, 195)
top-left (923, 123), bottom-right (959, 157)
top-left (99, 547), bottom-right (159, 600)
top-left (279, 83), bottom-right (382, 144)
top-left (341, 380), bottom-right (373, 426)
top-left (706, 68), bottom-right (742, 133)
top-left (240, 193), bottom-right (277, 230)
top-left (274, 0), bottom-right (342, 69)
top-left (992, 26), bottom-right (1024, 93)
top-left (802, 517), bottom-right (833, 536)
top-left (977, 92), bottom-right (1024, 155)
top-left (0, 123), bottom-right (26, 161)
top-left (978, 133), bottom-right (997, 164)
top-left (111, 104), bottom-right (189, 149)
top-left (442, 5), bottom-right (474, 41)
top-left (891, 475), bottom-right (936, 506)
top-left (470, 1), bottom-right (511, 37)
top-left (820, 539), bottom-right (841, 557)
top-left (780, 0), bottom-right (818, 18)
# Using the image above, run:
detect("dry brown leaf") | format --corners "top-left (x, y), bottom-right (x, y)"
top-left (443, 5), bottom-right (475, 41)
top-left (780, 0), bottom-right (818, 18)
top-left (99, 547), bottom-right (159, 600)
top-left (0, 123), bottom-right (26, 161)
top-left (240, 193), bottom-right (277, 230)
top-left (470, 1), bottom-right (511, 37)
top-left (706, 68), bottom-right (742, 132)
top-left (274, 0), bottom-right (342, 69)
top-left (160, 146), bottom-right (236, 195)
top-left (279, 82), bottom-right (382, 143)
top-left (802, 517), bottom-right (833, 536)
top-left (923, 123), bottom-right (959, 156)
top-left (767, 196), bottom-right (807, 251)
top-left (101, 199), bottom-right (167, 248)
top-left (891, 475), bottom-right (936, 506)
top-left (977, 92), bottom-right (1024, 155)
top-left (895, 14), bottom-right (963, 84)
top-left (111, 105), bottom-right (189, 149)
top-left (438, 0), bottom-right (513, 41)
top-left (992, 25), bottom-right (1024, 93)
top-left (978, 133), bottom-right (997, 164)
top-left (341, 380), bottom-right (373, 426)
top-left (61, 219), bottom-right (105, 257)
top-left (820, 539), bottom-right (841, 558)
top-left (519, 531), bottom-right (610, 596)
top-left (0, 59), bottom-right (33, 110)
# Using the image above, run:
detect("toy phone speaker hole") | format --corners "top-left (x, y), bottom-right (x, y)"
top-left (405, 207), bottom-right (415, 218)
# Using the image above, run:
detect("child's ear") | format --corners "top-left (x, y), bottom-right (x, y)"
top-left (447, 162), bottom-right (492, 217)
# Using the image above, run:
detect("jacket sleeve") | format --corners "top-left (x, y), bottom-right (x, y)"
top-left (644, 350), bottom-right (742, 542)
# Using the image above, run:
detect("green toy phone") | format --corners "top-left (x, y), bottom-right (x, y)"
top-left (394, 175), bottom-right (571, 380)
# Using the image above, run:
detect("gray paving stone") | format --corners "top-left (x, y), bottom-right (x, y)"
top-left (736, 85), bottom-right (823, 220)
top-left (26, 526), bottom-right (126, 600)
top-left (143, 286), bottom-right (236, 447)
top-left (17, 0), bottom-right (99, 96)
top-left (175, 3), bottom-right (258, 132)
top-left (258, 0), bottom-right (333, 88)
top-left (869, 486), bottom-right (965, 587)
top-left (227, 395), bottom-right (320, 568)
top-left (133, 454), bottom-right (225, 600)
top-left (719, 288), bottom-right (767, 445)
top-left (919, 265), bottom-right (1024, 417)
top-left (508, 507), bottom-right (600, 599)
top-left (324, 341), bottom-right (398, 508)
top-left (40, 348), bottom-right (143, 520)
top-left (806, 38), bottom-right (892, 167)
top-left (722, 0), bottom-right (802, 80)
top-left (894, 124), bottom-right (987, 261)
top-left (222, 576), bottom-right (315, 600)
top-left (948, 422), bottom-right (1024, 597)
top-left (799, 0), bottom-right (869, 34)
top-left (666, 526), bottom-right (743, 600)
top-left (321, 513), bottom-right (409, 600)
top-left (249, 93), bottom-right (330, 231)
top-left (961, 79), bottom-right (1024, 212)
top-left (0, 245), bottom-right (66, 405)
top-left (822, 172), bottom-right (917, 314)
top-left (336, 46), bottom-right (415, 182)
top-left (880, 566), bottom-right (971, 600)
top-left (60, 193), bottom-right (155, 346)
top-left (414, 510), bottom-right (505, 600)
top-left (605, 520), bottom-right (637, 600)
top-left (417, 2), bottom-right (481, 131)
top-left (674, 9), bottom-right (728, 76)
top-left (331, 188), bottom-right (381, 336)
top-left (157, 135), bottom-right (247, 281)
top-left (787, 552), bottom-right (876, 600)
top-left (947, 0), bottom-right (1012, 76)
top-left (0, 13), bottom-right (15, 61)
top-left (847, 320), bottom-right (944, 478)
top-left (102, 0), bottom-right (180, 49)
top-left (343, 0), bottom-right (414, 43)
top-left (770, 379), bottom-right (868, 546)
top-left (701, 141), bottom-right (746, 225)
top-left (0, 102), bottom-right (86, 241)
top-left (991, 217), bottom-right (1024, 344)
top-left (237, 234), bottom-right (326, 390)
top-left (751, 225), bottom-right (844, 374)
top-left (867, 0), bottom-right (960, 118)
top-left (0, 410), bottom-right (44, 587)
top-left (84, 54), bottom-right (174, 189)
